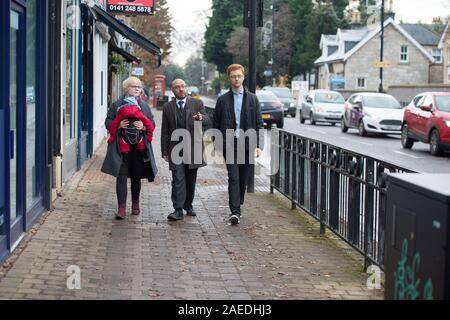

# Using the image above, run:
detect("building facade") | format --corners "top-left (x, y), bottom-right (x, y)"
top-left (0, 0), bottom-right (161, 263)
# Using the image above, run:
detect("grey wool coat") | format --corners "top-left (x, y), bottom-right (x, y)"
top-left (101, 97), bottom-right (158, 181)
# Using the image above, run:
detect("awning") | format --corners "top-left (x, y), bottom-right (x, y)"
top-left (109, 41), bottom-right (141, 64)
top-left (88, 4), bottom-right (161, 57)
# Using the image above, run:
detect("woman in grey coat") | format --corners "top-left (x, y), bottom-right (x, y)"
top-left (101, 77), bottom-right (158, 219)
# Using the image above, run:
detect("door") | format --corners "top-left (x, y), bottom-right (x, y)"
top-left (416, 95), bottom-right (433, 137)
top-left (8, 4), bottom-right (26, 248)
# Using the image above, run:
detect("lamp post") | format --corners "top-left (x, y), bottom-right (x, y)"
top-left (379, 0), bottom-right (384, 93)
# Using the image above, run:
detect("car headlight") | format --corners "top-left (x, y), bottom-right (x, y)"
top-left (364, 111), bottom-right (380, 121)
top-left (290, 102), bottom-right (295, 107)
top-left (314, 106), bottom-right (324, 113)
top-left (444, 120), bottom-right (450, 127)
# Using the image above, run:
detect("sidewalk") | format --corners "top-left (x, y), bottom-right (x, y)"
top-left (0, 110), bottom-right (383, 300)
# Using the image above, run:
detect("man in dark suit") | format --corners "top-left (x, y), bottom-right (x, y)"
top-left (161, 79), bottom-right (209, 221)
top-left (213, 64), bottom-right (264, 225)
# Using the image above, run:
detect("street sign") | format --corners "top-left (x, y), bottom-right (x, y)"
top-left (374, 61), bottom-right (391, 68)
top-left (107, 0), bottom-right (154, 15)
top-left (132, 67), bottom-right (144, 76)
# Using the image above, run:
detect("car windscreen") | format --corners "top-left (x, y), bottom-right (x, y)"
top-left (257, 91), bottom-right (279, 102)
top-left (362, 95), bottom-right (401, 109)
top-left (435, 95), bottom-right (450, 112)
top-left (268, 88), bottom-right (292, 99)
top-left (314, 92), bottom-right (345, 104)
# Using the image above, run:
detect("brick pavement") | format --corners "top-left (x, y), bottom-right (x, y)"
top-left (0, 111), bottom-right (384, 300)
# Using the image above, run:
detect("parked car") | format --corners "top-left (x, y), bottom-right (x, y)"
top-left (256, 90), bottom-right (284, 129)
top-left (341, 92), bottom-right (403, 136)
top-left (300, 90), bottom-right (345, 125)
top-left (401, 92), bottom-right (450, 156)
top-left (187, 86), bottom-right (200, 99)
top-left (263, 86), bottom-right (296, 117)
top-left (217, 88), bottom-right (229, 98)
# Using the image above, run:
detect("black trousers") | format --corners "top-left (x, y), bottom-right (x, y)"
top-left (226, 163), bottom-right (250, 215)
top-left (171, 164), bottom-right (198, 211)
top-left (116, 150), bottom-right (142, 205)
top-left (224, 142), bottom-right (252, 215)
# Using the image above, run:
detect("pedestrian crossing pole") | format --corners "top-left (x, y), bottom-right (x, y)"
top-left (244, 0), bottom-right (263, 193)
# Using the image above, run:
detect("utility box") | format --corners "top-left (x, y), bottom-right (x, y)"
top-left (385, 173), bottom-right (450, 300)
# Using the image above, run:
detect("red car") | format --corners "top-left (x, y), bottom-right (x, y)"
top-left (401, 92), bottom-right (450, 156)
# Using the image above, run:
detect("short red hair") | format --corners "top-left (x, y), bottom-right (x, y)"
top-left (227, 64), bottom-right (245, 76)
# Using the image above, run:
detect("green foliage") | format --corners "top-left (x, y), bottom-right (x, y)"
top-left (109, 53), bottom-right (127, 75)
top-left (204, 0), bottom-right (243, 72)
top-left (159, 64), bottom-right (186, 87)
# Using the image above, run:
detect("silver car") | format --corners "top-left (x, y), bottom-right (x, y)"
top-left (300, 90), bottom-right (345, 125)
top-left (263, 86), bottom-right (296, 117)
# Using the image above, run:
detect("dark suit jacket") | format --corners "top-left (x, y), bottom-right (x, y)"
top-left (161, 97), bottom-right (210, 170)
top-left (213, 89), bottom-right (264, 151)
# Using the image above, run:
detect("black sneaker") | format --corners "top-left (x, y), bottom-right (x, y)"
top-left (186, 209), bottom-right (197, 217)
top-left (229, 214), bottom-right (241, 225)
top-left (167, 210), bottom-right (183, 221)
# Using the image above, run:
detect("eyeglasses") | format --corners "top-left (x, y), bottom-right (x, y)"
top-left (129, 86), bottom-right (142, 89)
top-left (229, 75), bottom-right (244, 79)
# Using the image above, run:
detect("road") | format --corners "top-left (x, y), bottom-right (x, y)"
top-left (201, 96), bottom-right (450, 174)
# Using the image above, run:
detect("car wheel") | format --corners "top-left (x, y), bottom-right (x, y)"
top-left (358, 120), bottom-right (367, 137)
top-left (299, 111), bottom-right (305, 124)
top-left (277, 121), bottom-right (284, 129)
top-left (330, 122), bottom-right (336, 126)
top-left (290, 111), bottom-right (296, 118)
top-left (310, 112), bottom-right (316, 125)
top-left (401, 124), bottom-right (414, 149)
top-left (341, 117), bottom-right (348, 133)
top-left (429, 129), bottom-right (443, 156)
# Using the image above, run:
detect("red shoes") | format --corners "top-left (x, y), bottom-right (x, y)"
top-left (116, 201), bottom-right (140, 219)
top-left (116, 204), bottom-right (126, 220)
top-left (132, 200), bottom-right (141, 216)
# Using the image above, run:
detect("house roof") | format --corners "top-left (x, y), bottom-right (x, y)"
top-left (438, 20), bottom-right (450, 49)
top-left (315, 18), bottom-right (436, 65)
top-left (400, 24), bottom-right (441, 46)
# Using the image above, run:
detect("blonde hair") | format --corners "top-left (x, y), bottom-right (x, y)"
top-left (122, 77), bottom-right (142, 89)
top-left (227, 64), bottom-right (245, 76)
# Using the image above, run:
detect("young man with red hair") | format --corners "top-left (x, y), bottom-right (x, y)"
top-left (213, 64), bottom-right (264, 225)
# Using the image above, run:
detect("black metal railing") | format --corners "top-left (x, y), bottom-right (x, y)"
top-left (270, 130), bottom-right (415, 270)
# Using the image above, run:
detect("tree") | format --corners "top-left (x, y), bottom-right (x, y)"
top-left (272, 4), bottom-right (295, 78)
top-left (203, 0), bottom-right (242, 72)
top-left (184, 55), bottom-right (204, 87)
top-left (128, 0), bottom-right (173, 86)
top-left (159, 64), bottom-right (186, 87)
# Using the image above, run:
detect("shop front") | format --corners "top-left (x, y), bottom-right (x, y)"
top-left (0, 0), bottom-right (48, 262)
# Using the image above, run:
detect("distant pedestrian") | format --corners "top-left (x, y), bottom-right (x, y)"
top-left (161, 79), bottom-right (209, 221)
top-left (213, 64), bottom-right (264, 225)
top-left (101, 77), bottom-right (158, 219)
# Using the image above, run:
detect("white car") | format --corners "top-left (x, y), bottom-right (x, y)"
top-left (342, 93), bottom-right (404, 136)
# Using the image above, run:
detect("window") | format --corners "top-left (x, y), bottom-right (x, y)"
top-left (357, 77), bottom-right (366, 88)
top-left (432, 48), bottom-right (442, 63)
top-left (400, 45), bottom-right (408, 62)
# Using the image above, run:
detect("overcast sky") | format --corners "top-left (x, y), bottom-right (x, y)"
top-left (165, 0), bottom-right (450, 66)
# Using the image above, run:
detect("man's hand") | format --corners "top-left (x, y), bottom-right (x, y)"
top-left (255, 148), bottom-right (262, 158)
top-left (134, 120), bottom-right (145, 131)
top-left (163, 156), bottom-right (169, 162)
top-left (193, 112), bottom-right (203, 121)
top-left (120, 119), bottom-right (129, 129)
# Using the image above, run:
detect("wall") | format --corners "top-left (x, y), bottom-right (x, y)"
top-left (388, 84), bottom-right (450, 106)
top-left (92, 29), bottom-right (108, 152)
top-left (345, 24), bottom-right (430, 91)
